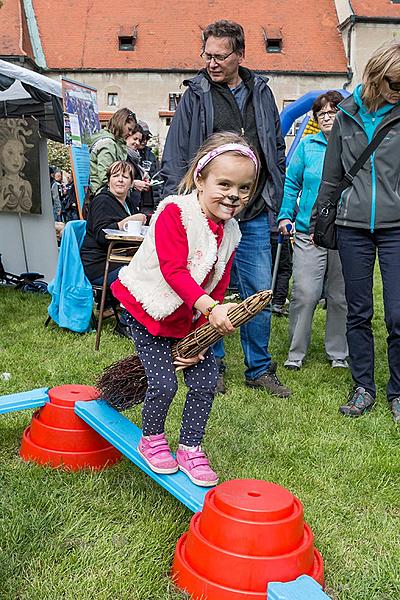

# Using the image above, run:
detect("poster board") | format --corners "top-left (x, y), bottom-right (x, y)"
top-left (61, 78), bottom-right (100, 216)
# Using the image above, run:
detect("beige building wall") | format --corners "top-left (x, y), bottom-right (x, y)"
top-left (49, 70), bottom-right (346, 151)
top-left (346, 24), bottom-right (400, 87)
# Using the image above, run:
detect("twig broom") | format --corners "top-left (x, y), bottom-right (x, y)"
top-left (97, 290), bottom-right (272, 410)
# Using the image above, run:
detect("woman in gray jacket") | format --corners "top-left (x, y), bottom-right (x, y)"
top-left (314, 42), bottom-right (400, 422)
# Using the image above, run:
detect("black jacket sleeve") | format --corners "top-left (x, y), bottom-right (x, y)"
top-left (89, 197), bottom-right (120, 246)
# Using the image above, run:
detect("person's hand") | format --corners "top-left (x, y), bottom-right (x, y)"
top-left (119, 213), bottom-right (147, 230)
top-left (208, 303), bottom-right (236, 335)
top-left (309, 233), bottom-right (316, 246)
top-left (133, 180), bottom-right (150, 192)
top-left (174, 348), bottom-right (209, 371)
top-left (278, 219), bottom-right (295, 235)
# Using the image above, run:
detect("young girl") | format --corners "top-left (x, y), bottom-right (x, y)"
top-left (111, 132), bottom-right (258, 486)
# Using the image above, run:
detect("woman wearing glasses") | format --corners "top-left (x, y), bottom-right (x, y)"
top-left (89, 108), bottom-right (137, 195)
top-left (313, 42), bottom-right (400, 422)
top-left (278, 90), bottom-right (348, 372)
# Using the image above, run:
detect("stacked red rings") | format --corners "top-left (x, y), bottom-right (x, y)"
top-left (20, 384), bottom-right (121, 470)
top-left (172, 479), bottom-right (324, 599)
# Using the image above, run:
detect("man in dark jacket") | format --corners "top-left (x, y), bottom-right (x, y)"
top-left (161, 20), bottom-right (290, 397)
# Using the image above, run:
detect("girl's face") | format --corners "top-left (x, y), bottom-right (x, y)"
top-left (126, 131), bottom-right (143, 150)
top-left (1, 139), bottom-right (25, 174)
top-left (195, 153), bottom-right (256, 223)
top-left (108, 168), bottom-right (132, 200)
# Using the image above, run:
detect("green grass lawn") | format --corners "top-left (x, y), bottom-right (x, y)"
top-left (0, 284), bottom-right (399, 600)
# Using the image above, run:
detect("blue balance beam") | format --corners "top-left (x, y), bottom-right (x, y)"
top-left (0, 387), bottom-right (49, 415)
top-left (75, 399), bottom-right (209, 513)
top-left (267, 575), bottom-right (330, 599)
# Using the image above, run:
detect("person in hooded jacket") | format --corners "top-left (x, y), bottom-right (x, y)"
top-left (160, 19), bottom-right (290, 398)
top-left (89, 108), bottom-right (136, 195)
top-left (313, 42), bottom-right (400, 422)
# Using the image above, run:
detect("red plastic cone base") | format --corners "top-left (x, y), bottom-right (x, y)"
top-left (172, 479), bottom-right (324, 599)
top-left (20, 384), bottom-right (121, 470)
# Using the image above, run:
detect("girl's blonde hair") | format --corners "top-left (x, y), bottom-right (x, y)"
top-left (362, 41), bottom-right (400, 111)
top-left (178, 131), bottom-right (259, 199)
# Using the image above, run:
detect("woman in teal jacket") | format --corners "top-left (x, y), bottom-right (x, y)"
top-left (314, 42), bottom-right (400, 422)
top-left (278, 91), bottom-right (348, 371)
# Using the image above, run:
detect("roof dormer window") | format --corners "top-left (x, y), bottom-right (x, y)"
top-left (119, 36), bottom-right (136, 51)
top-left (262, 27), bottom-right (283, 54)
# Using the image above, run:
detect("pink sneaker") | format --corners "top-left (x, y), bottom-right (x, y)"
top-left (138, 434), bottom-right (178, 474)
top-left (176, 446), bottom-right (219, 487)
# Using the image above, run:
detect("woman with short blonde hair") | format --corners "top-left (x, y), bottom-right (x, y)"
top-left (314, 41), bottom-right (400, 422)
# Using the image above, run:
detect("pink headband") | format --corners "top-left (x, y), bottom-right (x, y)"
top-left (194, 143), bottom-right (258, 181)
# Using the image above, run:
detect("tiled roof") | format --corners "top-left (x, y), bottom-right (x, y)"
top-left (31, 0), bottom-right (347, 73)
top-left (351, 0), bottom-right (400, 18)
top-left (0, 0), bottom-right (33, 59)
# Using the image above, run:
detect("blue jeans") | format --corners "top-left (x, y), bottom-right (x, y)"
top-left (336, 226), bottom-right (400, 401)
top-left (214, 211), bottom-right (272, 379)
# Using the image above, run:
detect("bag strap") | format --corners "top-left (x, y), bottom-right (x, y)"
top-left (336, 120), bottom-right (394, 196)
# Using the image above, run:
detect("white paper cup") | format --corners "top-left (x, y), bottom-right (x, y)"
top-left (123, 221), bottom-right (143, 236)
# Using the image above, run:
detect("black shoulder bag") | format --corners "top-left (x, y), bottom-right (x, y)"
top-left (313, 121), bottom-right (393, 249)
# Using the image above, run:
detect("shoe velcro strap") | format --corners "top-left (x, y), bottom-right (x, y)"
top-left (187, 452), bottom-right (209, 467)
top-left (149, 446), bottom-right (171, 457)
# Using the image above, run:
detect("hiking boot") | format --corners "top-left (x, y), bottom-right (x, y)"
top-left (271, 303), bottom-right (289, 317)
top-left (331, 359), bottom-right (349, 369)
top-left (390, 398), bottom-right (400, 423)
top-left (176, 446), bottom-right (218, 487)
top-left (138, 434), bottom-right (178, 474)
top-left (246, 363), bottom-right (291, 397)
top-left (339, 387), bottom-right (375, 417)
top-left (284, 359), bottom-right (302, 371)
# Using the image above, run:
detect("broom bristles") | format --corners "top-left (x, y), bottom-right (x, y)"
top-left (97, 290), bottom-right (272, 410)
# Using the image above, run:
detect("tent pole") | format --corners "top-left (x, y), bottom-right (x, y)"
top-left (18, 213), bottom-right (29, 272)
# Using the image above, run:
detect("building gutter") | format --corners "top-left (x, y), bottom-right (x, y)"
top-left (46, 67), bottom-right (348, 77)
top-left (338, 14), bottom-right (400, 31)
top-left (22, 0), bottom-right (47, 69)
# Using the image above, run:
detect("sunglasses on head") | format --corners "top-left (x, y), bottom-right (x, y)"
top-left (385, 77), bottom-right (400, 92)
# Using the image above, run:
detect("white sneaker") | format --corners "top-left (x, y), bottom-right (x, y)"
top-left (284, 359), bottom-right (302, 370)
top-left (331, 359), bottom-right (349, 369)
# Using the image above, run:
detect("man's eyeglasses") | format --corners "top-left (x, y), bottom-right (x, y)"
top-left (316, 110), bottom-right (338, 121)
top-left (200, 50), bottom-right (236, 64)
top-left (385, 77), bottom-right (400, 92)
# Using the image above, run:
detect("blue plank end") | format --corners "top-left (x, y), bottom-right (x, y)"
top-left (0, 387), bottom-right (49, 415)
top-left (75, 399), bottom-right (209, 513)
top-left (267, 575), bottom-right (330, 600)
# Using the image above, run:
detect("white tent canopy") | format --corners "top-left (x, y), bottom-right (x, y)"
top-left (0, 59), bottom-right (63, 141)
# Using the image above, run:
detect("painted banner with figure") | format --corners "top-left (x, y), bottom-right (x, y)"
top-left (61, 78), bottom-right (100, 215)
top-left (0, 117), bottom-right (41, 214)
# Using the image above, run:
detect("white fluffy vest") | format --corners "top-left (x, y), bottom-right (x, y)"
top-left (118, 191), bottom-right (241, 320)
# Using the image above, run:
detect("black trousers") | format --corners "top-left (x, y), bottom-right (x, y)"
top-left (127, 316), bottom-right (218, 446)
top-left (270, 233), bottom-right (293, 305)
top-left (336, 226), bottom-right (400, 400)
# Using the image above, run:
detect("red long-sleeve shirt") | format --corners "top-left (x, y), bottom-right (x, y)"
top-left (111, 203), bottom-right (234, 338)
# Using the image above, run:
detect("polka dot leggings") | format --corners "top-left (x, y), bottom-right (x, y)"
top-left (126, 316), bottom-right (219, 446)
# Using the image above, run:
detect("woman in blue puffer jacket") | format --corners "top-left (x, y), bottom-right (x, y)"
top-left (278, 91), bottom-right (348, 371)
top-left (314, 42), bottom-right (400, 422)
